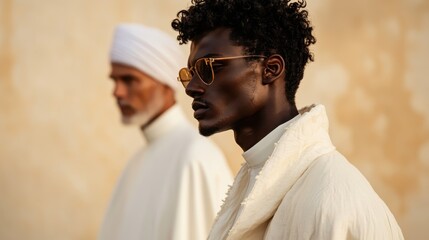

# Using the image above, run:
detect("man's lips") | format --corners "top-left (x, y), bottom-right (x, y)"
top-left (192, 99), bottom-right (209, 119)
top-left (119, 105), bottom-right (135, 116)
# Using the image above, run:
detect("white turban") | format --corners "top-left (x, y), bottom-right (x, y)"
top-left (109, 23), bottom-right (184, 91)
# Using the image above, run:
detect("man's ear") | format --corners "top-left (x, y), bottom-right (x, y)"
top-left (262, 54), bottom-right (285, 85)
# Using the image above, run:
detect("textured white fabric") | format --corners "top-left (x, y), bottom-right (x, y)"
top-left (243, 114), bottom-right (301, 168)
top-left (109, 23), bottom-right (184, 90)
top-left (99, 105), bottom-right (233, 240)
top-left (208, 104), bottom-right (404, 240)
top-left (233, 114), bottom-right (301, 226)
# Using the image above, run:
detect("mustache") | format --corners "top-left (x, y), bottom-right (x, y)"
top-left (117, 99), bottom-right (132, 108)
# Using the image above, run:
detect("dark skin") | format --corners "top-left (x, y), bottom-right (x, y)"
top-left (186, 28), bottom-right (298, 151)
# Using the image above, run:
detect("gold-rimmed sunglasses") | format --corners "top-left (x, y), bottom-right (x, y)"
top-left (177, 55), bottom-right (266, 88)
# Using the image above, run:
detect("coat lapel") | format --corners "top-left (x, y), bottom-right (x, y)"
top-left (226, 104), bottom-right (336, 239)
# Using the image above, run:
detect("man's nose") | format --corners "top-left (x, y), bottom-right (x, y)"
top-left (113, 81), bottom-right (127, 98)
top-left (185, 76), bottom-right (205, 98)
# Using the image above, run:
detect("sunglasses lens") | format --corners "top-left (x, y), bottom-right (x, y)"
top-left (195, 60), bottom-right (213, 84)
top-left (178, 68), bottom-right (192, 87)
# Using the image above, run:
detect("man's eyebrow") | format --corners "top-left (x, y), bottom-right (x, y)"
top-left (109, 73), bottom-right (136, 79)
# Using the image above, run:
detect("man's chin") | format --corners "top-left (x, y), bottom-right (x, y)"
top-left (121, 113), bottom-right (151, 127)
top-left (121, 117), bottom-right (135, 125)
top-left (198, 124), bottom-right (219, 137)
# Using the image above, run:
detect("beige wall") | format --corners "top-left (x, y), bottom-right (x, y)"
top-left (0, 0), bottom-right (428, 239)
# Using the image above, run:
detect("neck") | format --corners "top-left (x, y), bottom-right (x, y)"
top-left (233, 104), bottom-right (298, 151)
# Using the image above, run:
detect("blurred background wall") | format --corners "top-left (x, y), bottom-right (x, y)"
top-left (0, 0), bottom-right (428, 239)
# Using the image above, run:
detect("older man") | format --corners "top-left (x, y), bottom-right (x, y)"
top-left (98, 24), bottom-right (232, 240)
top-left (172, 0), bottom-right (404, 239)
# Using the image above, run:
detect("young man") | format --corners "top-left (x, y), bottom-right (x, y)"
top-left (172, 0), bottom-right (404, 239)
top-left (98, 23), bottom-right (232, 240)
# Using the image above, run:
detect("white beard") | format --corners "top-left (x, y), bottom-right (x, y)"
top-left (121, 110), bottom-right (154, 126)
top-left (119, 90), bottom-right (165, 127)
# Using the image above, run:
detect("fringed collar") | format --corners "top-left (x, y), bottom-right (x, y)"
top-left (209, 104), bottom-right (336, 240)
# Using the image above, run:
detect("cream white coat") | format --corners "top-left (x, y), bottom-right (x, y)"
top-left (208, 104), bottom-right (403, 240)
top-left (99, 105), bottom-right (232, 240)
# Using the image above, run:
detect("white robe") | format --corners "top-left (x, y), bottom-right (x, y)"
top-left (208, 104), bottom-right (404, 240)
top-left (99, 105), bottom-right (233, 240)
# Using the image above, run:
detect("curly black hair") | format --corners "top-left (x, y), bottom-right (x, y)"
top-left (172, 0), bottom-right (316, 104)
